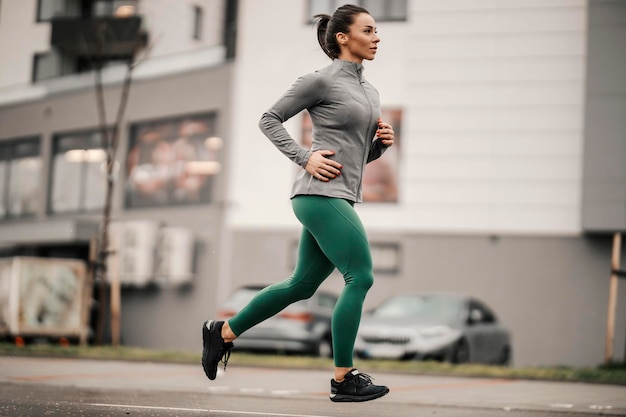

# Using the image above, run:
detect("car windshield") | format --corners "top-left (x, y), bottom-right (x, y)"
top-left (372, 295), bottom-right (463, 321)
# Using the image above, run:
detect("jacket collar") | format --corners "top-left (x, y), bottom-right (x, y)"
top-left (334, 59), bottom-right (364, 81)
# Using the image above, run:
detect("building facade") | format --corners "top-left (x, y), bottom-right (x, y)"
top-left (0, 0), bottom-right (625, 367)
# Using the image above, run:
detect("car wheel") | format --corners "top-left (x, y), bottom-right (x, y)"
top-left (497, 345), bottom-right (511, 366)
top-left (318, 336), bottom-right (333, 358)
top-left (355, 351), bottom-right (369, 359)
top-left (449, 338), bottom-right (470, 364)
top-left (310, 334), bottom-right (333, 358)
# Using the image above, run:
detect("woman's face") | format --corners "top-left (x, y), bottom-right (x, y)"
top-left (337, 13), bottom-right (380, 64)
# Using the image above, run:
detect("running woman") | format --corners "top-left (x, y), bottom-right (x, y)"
top-left (202, 4), bottom-right (395, 403)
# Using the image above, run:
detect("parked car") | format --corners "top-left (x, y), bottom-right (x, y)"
top-left (218, 285), bottom-right (338, 357)
top-left (354, 293), bottom-right (512, 365)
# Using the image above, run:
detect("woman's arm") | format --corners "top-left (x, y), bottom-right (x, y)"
top-left (259, 73), bottom-right (327, 168)
top-left (367, 118), bottom-right (395, 163)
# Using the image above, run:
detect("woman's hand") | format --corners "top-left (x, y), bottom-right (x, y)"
top-left (305, 150), bottom-right (343, 182)
top-left (376, 118), bottom-right (395, 147)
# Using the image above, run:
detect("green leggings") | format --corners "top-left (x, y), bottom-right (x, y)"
top-left (228, 195), bottom-right (374, 367)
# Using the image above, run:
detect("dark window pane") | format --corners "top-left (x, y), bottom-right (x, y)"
top-left (0, 162), bottom-right (7, 218)
top-left (193, 5), bottom-right (203, 40)
top-left (308, 0), bottom-right (407, 21)
top-left (387, 0), bottom-right (408, 20)
top-left (362, 0), bottom-right (408, 20)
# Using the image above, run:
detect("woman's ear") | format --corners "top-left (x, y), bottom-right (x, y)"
top-left (336, 32), bottom-right (348, 46)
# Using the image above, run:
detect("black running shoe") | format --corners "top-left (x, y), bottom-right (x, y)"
top-left (201, 320), bottom-right (233, 380)
top-left (329, 369), bottom-right (389, 402)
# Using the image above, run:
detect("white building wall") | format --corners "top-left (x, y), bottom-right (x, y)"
top-left (230, 0), bottom-right (587, 235)
top-left (0, 0), bottom-right (226, 103)
top-left (0, 1), bottom-right (50, 88)
top-left (228, 0), bottom-right (323, 230)
top-left (139, 0), bottom-right (225, 58)
top-left (404, 0), bottom-right (587, 234)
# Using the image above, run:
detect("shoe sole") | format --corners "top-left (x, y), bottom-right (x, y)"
top-left (330, 387), bottom-right (390, 403)
top-left (201, 320), bottom-right (217, 380)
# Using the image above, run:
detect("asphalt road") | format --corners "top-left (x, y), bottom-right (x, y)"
top-left (1, 356), bottom-right (625, 417)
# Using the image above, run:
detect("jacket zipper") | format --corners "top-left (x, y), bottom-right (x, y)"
top-left (357, 78), bottom-right (372, 199)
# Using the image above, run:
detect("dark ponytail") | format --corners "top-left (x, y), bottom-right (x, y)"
top-left (314, 14), bottom-right (333, 59)
top-left (314, 4), bottom-right (369, 60)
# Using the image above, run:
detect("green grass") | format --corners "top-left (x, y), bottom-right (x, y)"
top-left (1, 342), bottom-right (625, 386)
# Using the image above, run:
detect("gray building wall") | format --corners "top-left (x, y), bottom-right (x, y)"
top-left (582, 0), bottom-right (626, 231)
top-left (229, 229), bottom-right (626, 368)
top-left (0, 63), bottom-right (235, 350)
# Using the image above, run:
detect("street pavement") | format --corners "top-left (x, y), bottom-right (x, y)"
top-left (0, 355), bottom-right (625, 416)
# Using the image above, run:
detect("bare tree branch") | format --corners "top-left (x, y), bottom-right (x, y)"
top-left (91, 18), bottom-right (148, 345)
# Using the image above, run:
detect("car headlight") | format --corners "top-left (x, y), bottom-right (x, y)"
top-left (417, 325), bottom-right (452, 338)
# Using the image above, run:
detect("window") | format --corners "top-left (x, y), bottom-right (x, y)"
top-left (308, 0), bottom-right (407, 22)
top-left (32, 52), bottom-right (56, 82)
top-left (37, 0), bottom-right (79, 21)
top-left (193, 5), bottom-right (203, 40)
top-left (469, 301), bottom-right (497, 324)
top-left (370, 243), bottom-right (401, 274)
top-left (32, 50), bottom-right (81, 82)
top-left (50, 130), bottom-right (108, 213)
top-left (0, 138), bottom-right (41, 219)
top-left (223, 0), bottom-right (238, 59)
top-left (126, 113), bottom-right (221, 208)
top-left (37, 0), bottom-right (138, 21)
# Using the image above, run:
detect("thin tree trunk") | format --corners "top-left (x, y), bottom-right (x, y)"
top-left (93, 62), bottom-right (109, 345)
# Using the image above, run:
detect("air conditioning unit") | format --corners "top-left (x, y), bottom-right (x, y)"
top-left (107, 220), bottom-right (160, 287)
top-left (155, 226), bottom-right (195, 285)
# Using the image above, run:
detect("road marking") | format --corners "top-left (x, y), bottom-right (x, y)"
top-left (271, 390), bottom-right (299, 395)
top-left (208, 386), bottom-right (231, 392)
top-left (590, 405), bottom-right (613, 410)
top-left (241, 388), bottom-right (264, 393)
top-left (210, 410), bottom-right (334, 417)
top-left (207, 387), bottom-right (301, 396)
top-left (550, 403), bottom-right (574, 408)
top-left (90, 404), bottom-right (335, 417)
top-left (90, 403), bottom-right (206, 412)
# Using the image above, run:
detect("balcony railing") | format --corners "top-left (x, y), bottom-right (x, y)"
top-left (51, 16), bottom-right (147, 61)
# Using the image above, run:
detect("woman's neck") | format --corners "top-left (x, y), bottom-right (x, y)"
top-left (337, 54), bottom-right (363, 65)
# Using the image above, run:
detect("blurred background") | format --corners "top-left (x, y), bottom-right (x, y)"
top-left (0, 0), bottom-right (625, 369)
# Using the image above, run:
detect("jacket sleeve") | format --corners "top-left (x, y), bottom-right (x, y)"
top-left (259, 73), bottom-right (327, 168)
top-left (367, 137), bottom-right (389, 163)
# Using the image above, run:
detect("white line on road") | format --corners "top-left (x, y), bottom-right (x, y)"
top-left (90, 403), bottom-right (335, 417)
top-left (240, 388), bottom-right (264, 393)
top-left (210, 410), bottom-right (335, 417)
top-left (550, 403), bottom-right (573, 408)
top-left (90, 403), bottom-right (206, 412)
top-left (270, 390), bottom-right (299, 395)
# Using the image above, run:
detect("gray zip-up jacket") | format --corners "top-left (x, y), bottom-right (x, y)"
top-left (259, 59), bottom-right (388, 203)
